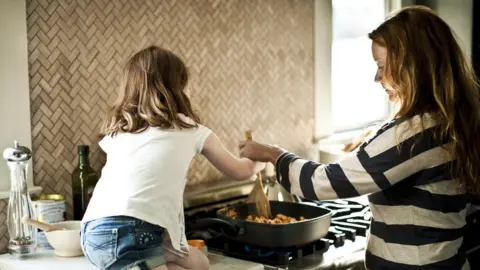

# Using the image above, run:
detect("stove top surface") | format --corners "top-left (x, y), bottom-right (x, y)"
top-left (185, 197), bottom-right (371, 269)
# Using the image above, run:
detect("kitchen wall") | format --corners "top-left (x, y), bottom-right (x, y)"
top-left (27, 0), bottom-right (314, 214)
top-left (417, 0), bottom-right (473, 60)
top-left (0, 201), bottom-right (6, 254)
top-left (434, 0), bottom-right (473, 61)
top-left (0, 0), bottom-right (315, 253)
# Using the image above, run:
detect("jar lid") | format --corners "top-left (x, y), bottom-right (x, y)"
top-left (34, 194), bottom-right (65, 201)
top-left (187, 239), bottom-right (206, 248)
top-left (3, 141), bottom-right (31, 162)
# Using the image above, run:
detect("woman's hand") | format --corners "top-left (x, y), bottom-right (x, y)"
top-left (239, 140), bottom-right (285, 164)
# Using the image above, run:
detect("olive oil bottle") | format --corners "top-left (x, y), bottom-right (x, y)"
top-left (72, 145), bottom-right (98, 220)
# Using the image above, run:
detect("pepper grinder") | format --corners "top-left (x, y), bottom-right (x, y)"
top-left (3, 141), bottom-right (36, 259)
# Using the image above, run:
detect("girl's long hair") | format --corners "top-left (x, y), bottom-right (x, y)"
top-left (101, 46), bottom-right (200, 136)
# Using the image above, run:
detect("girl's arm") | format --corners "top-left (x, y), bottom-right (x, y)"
top-left (201, 133), bottom-right (265, 181)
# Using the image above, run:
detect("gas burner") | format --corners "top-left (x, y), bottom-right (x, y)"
top-left (204, 235), bottom-right (329, 267)
top-left (243, 245), bottom-right (291, 258)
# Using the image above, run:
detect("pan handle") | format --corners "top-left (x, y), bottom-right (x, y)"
top-left (187, 218), bottom-right (243, 237)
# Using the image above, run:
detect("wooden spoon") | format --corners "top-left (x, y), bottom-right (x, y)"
top-left (21, 216), bottom-right (65, 232)
top-left (245, 130), bottom-right (272, 218)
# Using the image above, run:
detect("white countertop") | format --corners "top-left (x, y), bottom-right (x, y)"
top-left (0, 249), bottom-right (264, 270)
top-left (0, 250), bottom-right (92, 270)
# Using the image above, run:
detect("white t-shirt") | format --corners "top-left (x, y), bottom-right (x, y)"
top-left (82, 114), bottom-right (212, 255)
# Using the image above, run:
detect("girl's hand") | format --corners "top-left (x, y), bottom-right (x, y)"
top-left (201, 133), bottom-right (270, 181)
top-left (239, 140), bottom-right (285, 164)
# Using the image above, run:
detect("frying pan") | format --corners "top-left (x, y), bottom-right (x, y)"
top-left (188, 201), bottom-right (332, 248)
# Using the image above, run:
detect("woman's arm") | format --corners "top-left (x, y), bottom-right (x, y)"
top-left (272, 150), bottom-right (384, 200)
top-left (240, 116), bottom-right (450, 200)
top-left (201, 133), bottom-right (265, 181)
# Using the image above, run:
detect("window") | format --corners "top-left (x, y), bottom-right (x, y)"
top-left (331, 0), bottom-right (390, 132)
top-left (314, 0), bottom-right (403, 140)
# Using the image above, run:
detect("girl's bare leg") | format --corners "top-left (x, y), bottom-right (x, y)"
top-left (163, 245), bottom-right (209, 270)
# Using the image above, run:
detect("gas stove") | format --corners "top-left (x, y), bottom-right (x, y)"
top-left (184, 181), bottom-right (371, 269)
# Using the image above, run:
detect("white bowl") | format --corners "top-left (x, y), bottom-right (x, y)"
top-left (45, 221), bottom-right (83, 257)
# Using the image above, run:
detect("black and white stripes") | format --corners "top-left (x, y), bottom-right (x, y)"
top-left (275, 114), bottom-right (469, 269)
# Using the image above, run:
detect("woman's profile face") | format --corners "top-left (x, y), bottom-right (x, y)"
top-left (372, 41), bottom-right (398, 103)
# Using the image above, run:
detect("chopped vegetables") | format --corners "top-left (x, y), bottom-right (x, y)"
top-left (245, 214), bottom-right (305, 224)
top-left (223, 208), bottom-right (305, 224)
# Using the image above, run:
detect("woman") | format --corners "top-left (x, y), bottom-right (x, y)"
top-left (240, 6), bottom-right (480, 270)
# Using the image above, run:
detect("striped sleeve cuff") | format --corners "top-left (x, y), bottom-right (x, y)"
top-left (275, 152), bottom-right (298, 193)
top-left (274, 152), bottom-right (362, 200)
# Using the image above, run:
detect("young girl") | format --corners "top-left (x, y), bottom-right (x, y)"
top-left (81, 46), bottom-right (264, 270)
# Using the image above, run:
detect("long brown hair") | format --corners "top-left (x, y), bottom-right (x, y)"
top-left (101, 46), bottom-right (201, 136)
top-left (369, 6), bottom-right (480, 195)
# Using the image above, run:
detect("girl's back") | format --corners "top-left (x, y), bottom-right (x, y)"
top-left (84, 114), bottom-right (211, 253)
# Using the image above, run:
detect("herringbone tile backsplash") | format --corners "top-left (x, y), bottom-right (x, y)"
top-left (0, 199), bottom-right (7, 254)
top-left (0, 0), bottom-right (314, 254)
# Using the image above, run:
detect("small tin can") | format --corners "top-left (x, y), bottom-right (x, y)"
top-left (31, 194), bottom-right (66, 249)
top-left (187, 240), bottom-right (208, 256)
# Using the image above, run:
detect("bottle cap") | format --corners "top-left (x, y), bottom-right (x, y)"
top-left (78, 145), bottom-right (89, 155)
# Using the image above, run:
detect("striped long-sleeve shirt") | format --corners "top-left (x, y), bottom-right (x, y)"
top-left (275, 114), bottom-right (470, 270)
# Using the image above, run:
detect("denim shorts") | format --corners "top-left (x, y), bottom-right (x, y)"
top-left (81, 216), bottom-right (165, 270)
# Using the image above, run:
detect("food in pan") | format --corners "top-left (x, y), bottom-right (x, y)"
top-left (222, 208), bottom-right (305, 224)
top-left (245, 214), bottom-right (306, 224)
